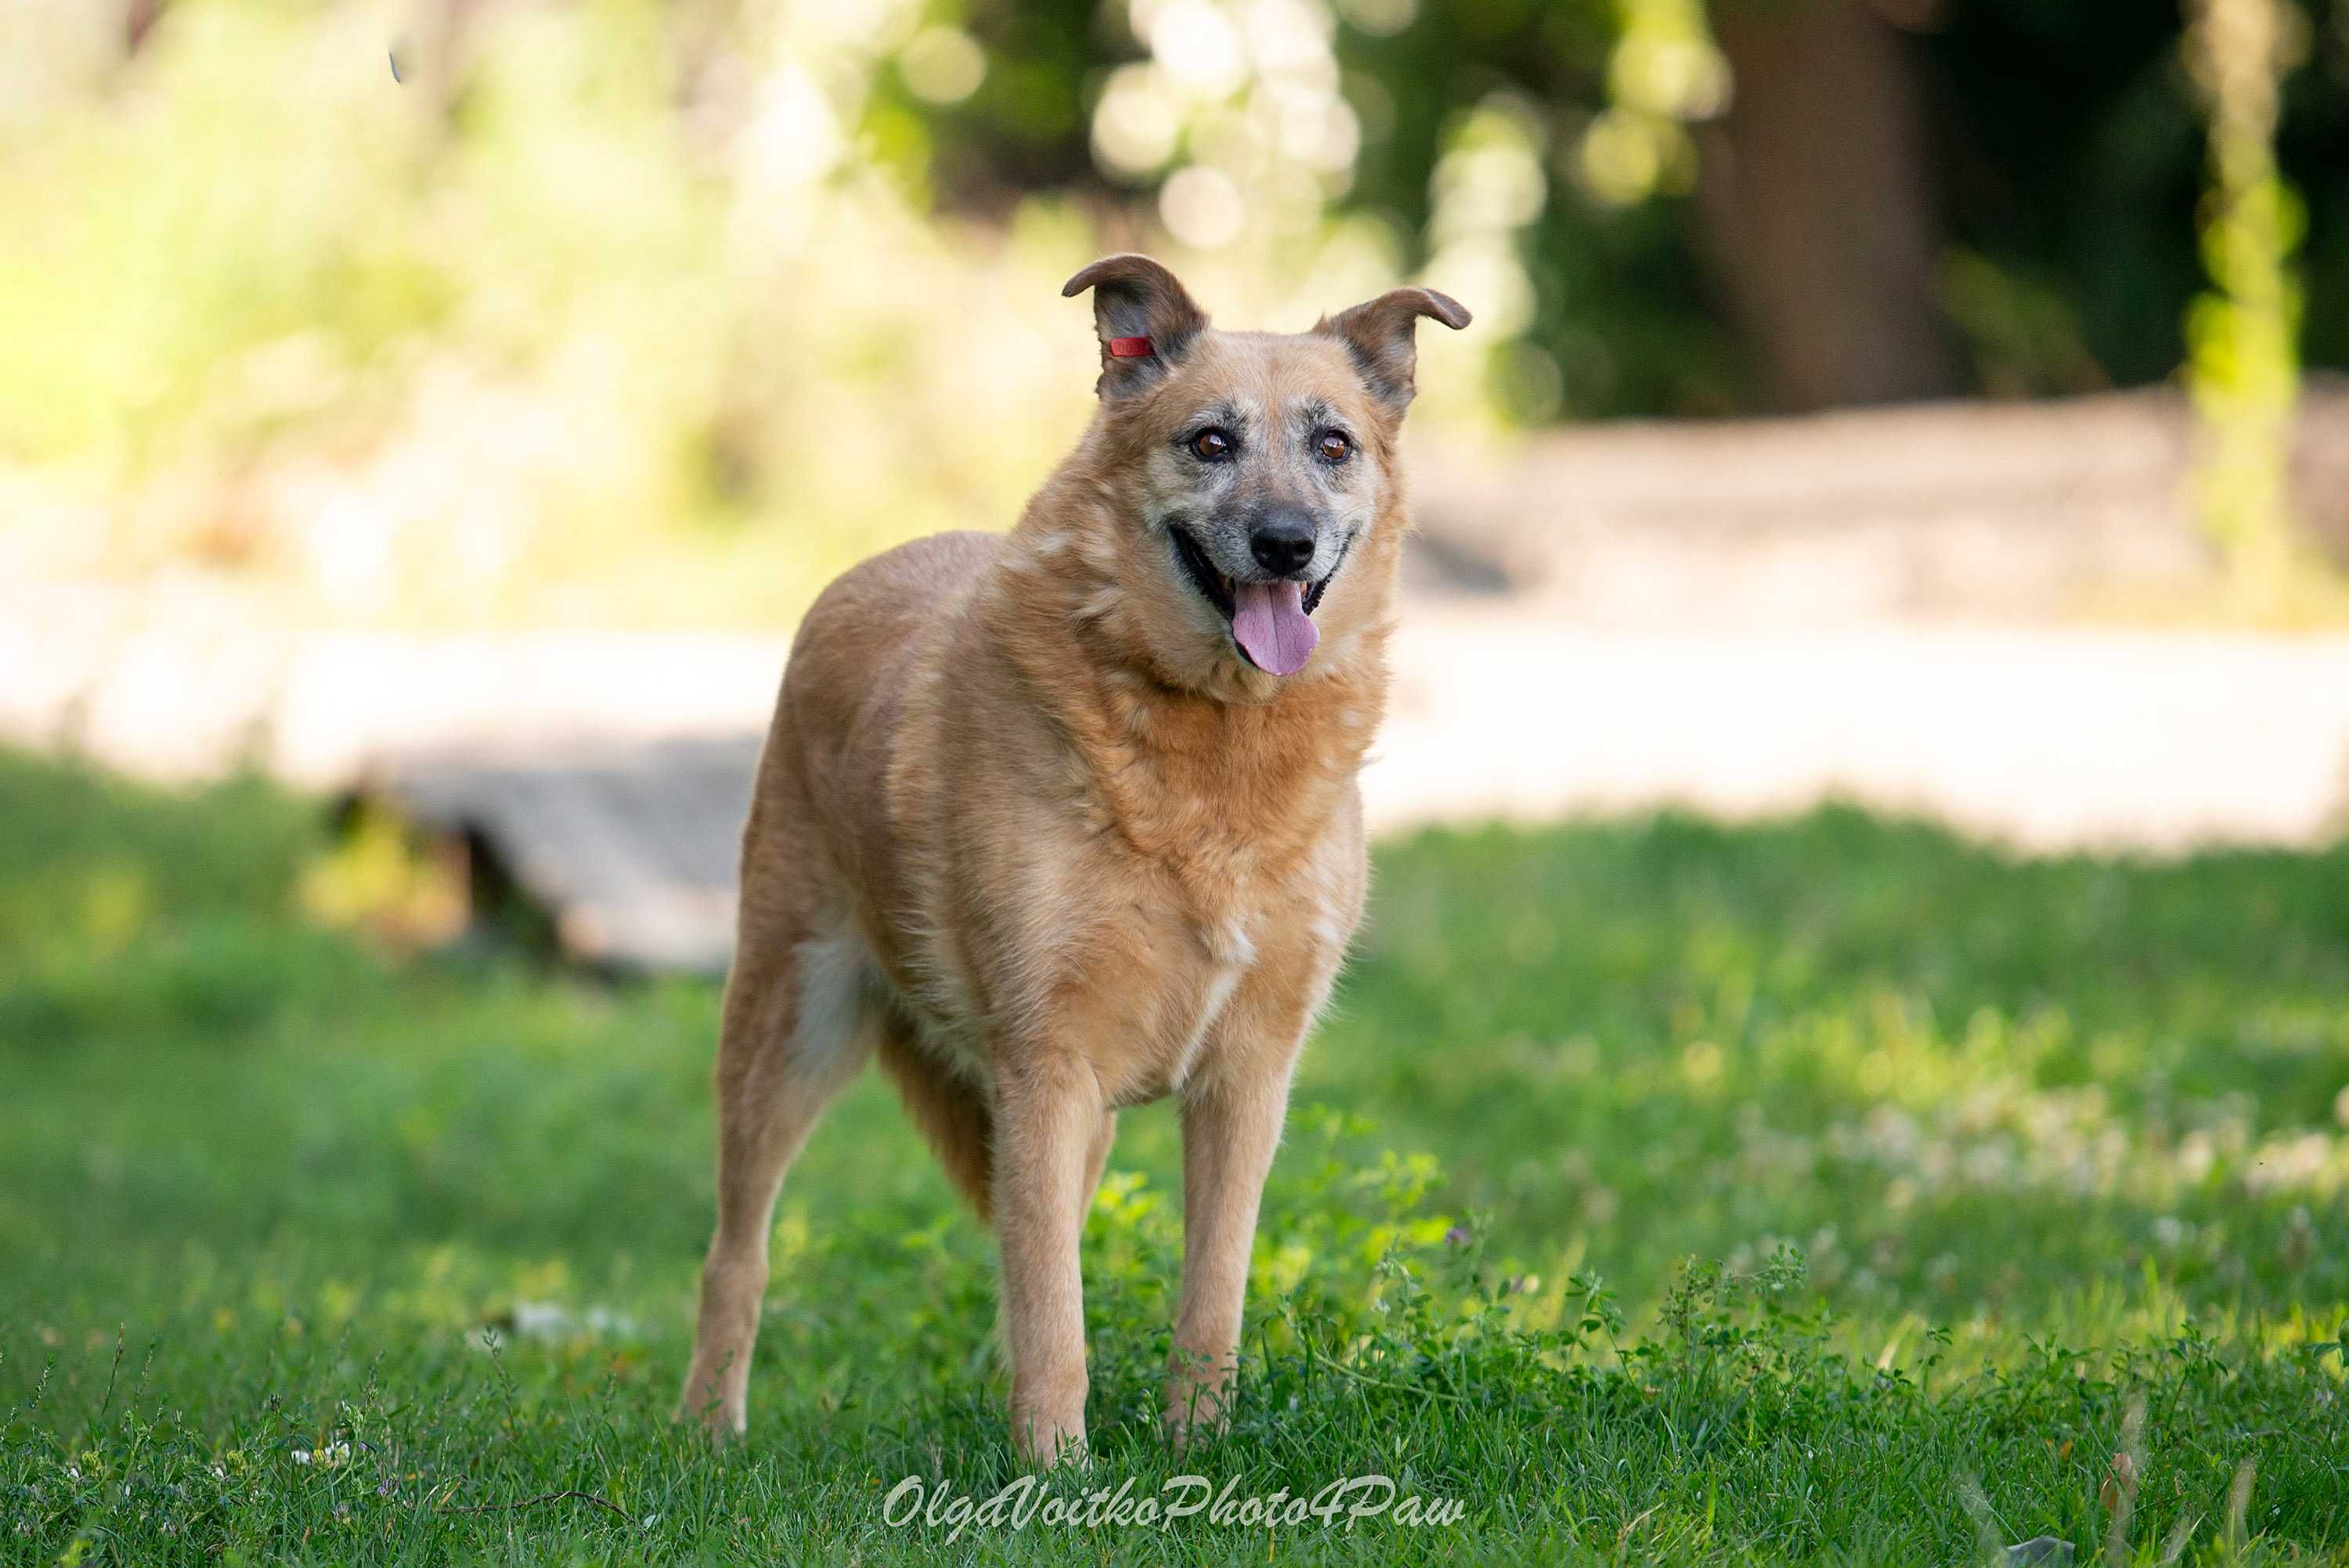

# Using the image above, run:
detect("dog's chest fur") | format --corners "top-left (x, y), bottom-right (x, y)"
top-left (1052, 651), bottom-right (1376, 1100)
top-left (876, 597), bottom-right (1380, 1108)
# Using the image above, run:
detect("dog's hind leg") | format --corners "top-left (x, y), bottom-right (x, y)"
top-left (682, 923), bottom-right (879, 1436)
top-left (875, 1028), bottom-right (996, 1219)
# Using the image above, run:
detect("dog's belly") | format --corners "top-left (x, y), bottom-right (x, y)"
top-left (888, 973), bottom-right (998, 1096)
top-left (875, 903), bottom-right (1266, 1110)
top-left (870, 777), bottom-right (1363, 1110)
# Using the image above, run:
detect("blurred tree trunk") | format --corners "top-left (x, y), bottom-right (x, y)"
top-left (1694, 0), bottom-right (1961, 410)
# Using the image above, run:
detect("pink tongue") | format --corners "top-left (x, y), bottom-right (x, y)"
top-left (1229, 579), bottom-right (1318, 676)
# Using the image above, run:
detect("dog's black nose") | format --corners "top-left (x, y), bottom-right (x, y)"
top-left (1249, 514), bottom-right (1316, 575)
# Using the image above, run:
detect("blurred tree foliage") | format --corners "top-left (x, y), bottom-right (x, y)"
top-left (2184, 0), bottom-right (2315, 607)
top-left (881, 0), bottom-right (2348, 420)
top-left (5, 0), bottom-right (2340, 622)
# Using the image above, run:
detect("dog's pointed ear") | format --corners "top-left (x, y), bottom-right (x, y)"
top-left (1316, 287), bottom-right (1472, 414)
top-left (1062, 254), bottom-right (1209, 399)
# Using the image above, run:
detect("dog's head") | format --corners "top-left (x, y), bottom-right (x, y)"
top-left (1052, 255), bottom-right (1468, 694)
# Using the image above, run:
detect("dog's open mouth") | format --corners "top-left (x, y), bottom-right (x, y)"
top-left (1170, 526), bottom-right (1236, 620)
top-left (1171, 528), bottom-right (1349, 677)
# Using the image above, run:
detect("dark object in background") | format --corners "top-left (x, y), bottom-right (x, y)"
top-left (354, 736), bottom-right (759, 975)
top-left (1694, 0), bottom-right (1963, 409)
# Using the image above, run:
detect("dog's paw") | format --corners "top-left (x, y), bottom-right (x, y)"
top-left (690, 1406), bottom-right (747, 1443)
top-left (677, 1406), bottom-right (745, 1443)
top-left (1011, 1414), bottom-right (1091, 1472)
top-left (676, 1373), bottom-right (748, 1442)
top-left (1160, 1388), bottom-right (1231, 1452)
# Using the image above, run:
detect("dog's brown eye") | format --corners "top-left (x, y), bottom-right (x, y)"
top-left (1316, 431), bottom-right (1352, 463)
top-left (1191, 427), bottom-right (1232, 460)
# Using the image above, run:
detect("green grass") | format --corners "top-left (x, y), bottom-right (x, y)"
top-left (1, 748), bottom-right (2344, 1564)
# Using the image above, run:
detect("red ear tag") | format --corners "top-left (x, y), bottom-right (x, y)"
top-left (1107, 336), bottom-right (1155, 359)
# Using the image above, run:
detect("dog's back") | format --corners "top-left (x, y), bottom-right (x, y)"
top-left (778, 528), bottom-right (1001, 783)
top-left (745, 528), bottom-right (999, 907)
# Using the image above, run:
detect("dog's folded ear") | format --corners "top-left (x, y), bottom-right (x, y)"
top-left (1316, 287), bottom-right (1472, 414)
top-left (1062, 254), bottom-right (1209, 399)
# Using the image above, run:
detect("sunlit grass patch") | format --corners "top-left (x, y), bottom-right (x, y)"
top-left (2, 754), bottom-right (2346, 1563)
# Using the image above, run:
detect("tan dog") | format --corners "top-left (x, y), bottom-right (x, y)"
top-left (680, 255), bottom-right (1468, 1463)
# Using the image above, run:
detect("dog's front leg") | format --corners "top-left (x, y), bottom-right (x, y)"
top-left (994, 1052), bottom-right (1105, 1466)
top-left (1164, 1069), bottom-right (1290, 1446)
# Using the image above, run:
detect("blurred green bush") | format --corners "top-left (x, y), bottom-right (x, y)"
top-left (2, 0), bottom-right (2342, 625)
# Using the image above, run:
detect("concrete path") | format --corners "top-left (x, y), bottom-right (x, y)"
top-left (1375, 618), bottom-right (2349, 852)
top-left (9, 600), bottom-right (2349, 856)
